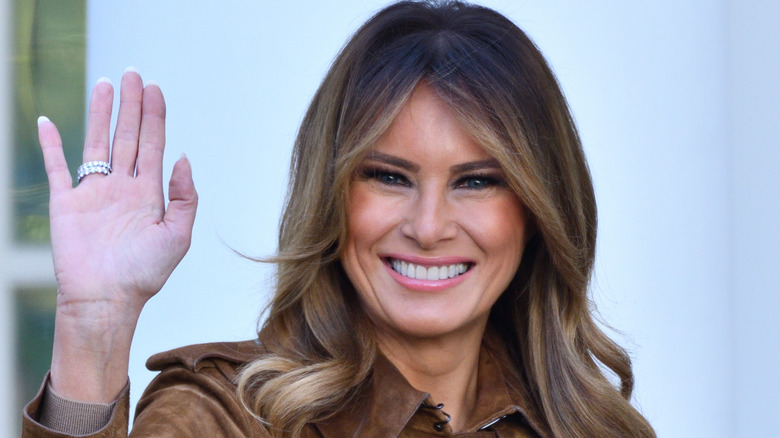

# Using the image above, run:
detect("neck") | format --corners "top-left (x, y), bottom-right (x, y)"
top-left (375, 320), bottom-right (487, 432)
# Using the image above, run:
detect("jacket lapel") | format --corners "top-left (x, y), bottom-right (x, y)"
top-left (315, 332), bottom-right (547, 437)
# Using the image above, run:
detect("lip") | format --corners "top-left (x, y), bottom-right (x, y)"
top-left (381, 254), bottom-right (474, 292)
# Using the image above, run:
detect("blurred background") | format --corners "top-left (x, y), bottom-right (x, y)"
top-left (1, 0), bottom-right (778, 436)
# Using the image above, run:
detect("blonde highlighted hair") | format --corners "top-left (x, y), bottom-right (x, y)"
top-left (237, 1), bottom-right (655, 436)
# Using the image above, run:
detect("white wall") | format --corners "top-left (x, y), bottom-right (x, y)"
top-left (79, 1), bottom-right (779, 436)
top-left (726, 1), bottom-right (780, 437)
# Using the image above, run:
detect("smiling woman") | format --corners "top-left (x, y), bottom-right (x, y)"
top-left (22, 1), bottom-right (655, 437)
top-left (341, 86), bottom-right (531, 428)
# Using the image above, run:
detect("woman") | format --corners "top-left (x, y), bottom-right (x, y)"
top-left (23, 1), bottom-right (655, 436)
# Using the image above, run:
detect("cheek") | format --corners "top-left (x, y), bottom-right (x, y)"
top-left (342, 185), bottom-right (404, 307)
top-left (345, 185), bottom-right (401, 254)
top-left (465, 195), bottom-right (529, 258)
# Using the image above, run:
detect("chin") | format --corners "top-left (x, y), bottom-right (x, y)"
top-left (380, 312), bottom-right (486, 341)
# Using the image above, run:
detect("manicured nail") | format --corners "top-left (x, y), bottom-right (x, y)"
top-left (180, 152), bottom-right (188, 161)
top-left (96, 77), bottom-right (112, 85)
top-left (37, 116), bottom-right (50, 126)
top-left (146, 79), bottom-right (159, 87)
top-left (124, 66), bottom-right (139, 74)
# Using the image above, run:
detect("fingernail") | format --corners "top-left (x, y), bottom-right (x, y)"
top-left (146, 79), bottom-right (159, 87)
top-left (124, 66), bottom-right (140, 74)
top-left (180, 152), bottom-right (188, 161)
top-left (37, 116), bottom-right (50, 126)
top-left (96, 76), bottom-right (112, 85)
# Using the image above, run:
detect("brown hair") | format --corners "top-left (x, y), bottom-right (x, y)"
top-left (237, 1), bottom-right (655, 436)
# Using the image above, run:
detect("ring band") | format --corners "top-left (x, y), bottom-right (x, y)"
top-left (77, 161), bottom-right (112, 182)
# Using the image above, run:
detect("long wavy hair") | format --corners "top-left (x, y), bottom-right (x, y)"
top-left (237, 1), bottom-right (655, 436)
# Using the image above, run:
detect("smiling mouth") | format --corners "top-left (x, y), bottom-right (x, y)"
top-left (388, 258), bottom-right (472, 280)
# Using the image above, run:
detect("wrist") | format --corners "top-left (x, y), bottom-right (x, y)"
top-left (49, 300), bottom-right (141, 402)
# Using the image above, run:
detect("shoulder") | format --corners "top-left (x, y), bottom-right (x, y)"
top-left (145, 339), bottom-right (266, 374)
top-left (132, 340), bottom-right (270, 437)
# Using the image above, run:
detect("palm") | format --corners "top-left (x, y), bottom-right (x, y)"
top-left (51, 174), bottom-right (166, 303)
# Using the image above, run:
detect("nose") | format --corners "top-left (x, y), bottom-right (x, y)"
top-left (400, 187), bottom-right (457, 249)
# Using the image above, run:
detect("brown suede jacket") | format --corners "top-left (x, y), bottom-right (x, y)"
top-left (22, 335), bottom-right (546, 437)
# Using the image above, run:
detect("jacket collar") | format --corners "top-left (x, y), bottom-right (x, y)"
top-left (145, 335), bottom-right (548, 436)
top-left (315, 331), bottom-right (547, 437)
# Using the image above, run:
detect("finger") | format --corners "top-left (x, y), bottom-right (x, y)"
top-left (136, 80), bottom-right (166, 185)
top-left (82, 78), bottom-right (114, 163)
top-left (164, 154), bottom-right (197, 251)
top-left (38, 117), bottom-right (73, 192)
top-left (110, 68), bottom-right (144, 176)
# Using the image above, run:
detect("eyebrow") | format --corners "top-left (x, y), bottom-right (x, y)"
top-left (365, 151), bottom-right (420, 172)
top-left (364, 151), bottom-right (502, 174)
top-left (451, 158), bottom-right (502, 174)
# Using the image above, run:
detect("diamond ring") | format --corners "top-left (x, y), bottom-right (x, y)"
top-left (77, 161), bottom-right (112, 183)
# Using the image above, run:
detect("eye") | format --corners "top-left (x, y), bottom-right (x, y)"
top-left (359, 166), bottom-right (411, 187)
top-left (377, 171), bottom-right (406, 185)
top-left (456, 174), bottom-right (502, 190)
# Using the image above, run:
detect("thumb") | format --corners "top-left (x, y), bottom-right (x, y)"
top-left (164, 154), bottom-right (198, 245)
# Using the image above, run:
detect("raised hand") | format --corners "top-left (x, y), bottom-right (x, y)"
top-left (39, 69), bottom-right (197, 402)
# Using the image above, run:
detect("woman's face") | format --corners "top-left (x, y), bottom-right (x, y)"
top-left (341, 84), bottom-right (530, 341)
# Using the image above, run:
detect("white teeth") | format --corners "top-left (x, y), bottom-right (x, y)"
top-left (389, 259), bottom-right (470, 280)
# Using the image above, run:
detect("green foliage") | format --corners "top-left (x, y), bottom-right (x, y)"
top-left (13, 0), bottom-right (86, 243)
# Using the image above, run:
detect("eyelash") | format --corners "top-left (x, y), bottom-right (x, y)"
top-left (359, 166), bottom-right (411, 187)
top-left (454, 174), bottom-right (503, 190)
top-left (359, 165), bottom-right (504, 190)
